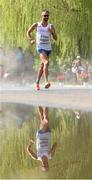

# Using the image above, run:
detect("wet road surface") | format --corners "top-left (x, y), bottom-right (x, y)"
top-left (0, 83), bottom-right (92, 111)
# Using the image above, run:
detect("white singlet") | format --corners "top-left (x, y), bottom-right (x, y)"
top-left (36, 22), bottom-right (52, 51)
top-left (36, 129), bottom-right (52, 160)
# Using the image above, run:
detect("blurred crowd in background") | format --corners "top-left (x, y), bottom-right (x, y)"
top-left (56, 55), bottom-right (92, 86)
top-left (0, 46), bottom-right (35, 84)
top-left (0, 46), bottom-right (92, 86)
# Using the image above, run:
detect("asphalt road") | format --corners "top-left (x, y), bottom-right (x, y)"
top-left (0, 83), bottom-right (92, 111)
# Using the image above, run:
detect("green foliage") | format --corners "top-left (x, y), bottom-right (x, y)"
top-left (0, 0), bottom-right (92, 67)
top-left (0, 107), bottom-right (92, 178)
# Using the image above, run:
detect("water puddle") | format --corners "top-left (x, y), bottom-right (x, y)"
top-left (0, 102), bottom-right (92, 179)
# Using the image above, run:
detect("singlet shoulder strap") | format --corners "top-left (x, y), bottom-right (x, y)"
top-left (47, 23), bottom-right (52, 28)
top-left (37, 22), bottom-right (42, 26)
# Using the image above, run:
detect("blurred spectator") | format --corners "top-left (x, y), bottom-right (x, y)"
top-left (88, 64), bottom-right (92, 83)
top-left (56, 72), bottom-right (65, 85)
top-left (0, 47), bottom-right (5, 79)
top-left (72, 56), bottom-right (83, 84)
top-left (72, 63), bottom-right (77, 83)
top-left (80, 62), bottom-right (89, 86)
top-left (16, 47), bottom-right (25, 79)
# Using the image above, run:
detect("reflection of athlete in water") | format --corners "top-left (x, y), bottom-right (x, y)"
top-left (27, 10), bottom-right (57, 90)
top-left (27, 106), bottom-right (57, 172)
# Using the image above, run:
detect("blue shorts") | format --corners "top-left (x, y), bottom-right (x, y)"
top-left (37, 49), bottom-right (51, 56)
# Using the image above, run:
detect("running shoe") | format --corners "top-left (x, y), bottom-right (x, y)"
top-left (44, 82), bottom-right (51, 89)
top-left (34, 83), bottom-right (40, 91)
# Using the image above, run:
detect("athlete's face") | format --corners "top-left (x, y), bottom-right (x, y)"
top-left (41, 12), bottom-right (49, 22)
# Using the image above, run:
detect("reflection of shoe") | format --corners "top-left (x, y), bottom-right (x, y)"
top-left (35, 83), bottom-right (40, 91)
top-left (44, 82), bottom-right (51, 89)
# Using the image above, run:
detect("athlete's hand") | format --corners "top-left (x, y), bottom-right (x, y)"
top-left (53, 142), bottom-right (57, 148)
top-left (30, 39), bottom-right (35, 45)
top-left (29, 139), bottom-right (35, 145)
top-left (48, 27), bottom-right (53, 34)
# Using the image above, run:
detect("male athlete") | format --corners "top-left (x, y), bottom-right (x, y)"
top-left (27, 10), bottom-right (57, 90)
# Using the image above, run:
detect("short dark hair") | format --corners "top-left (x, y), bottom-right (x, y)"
top-left (42, 9), bottom-right (49, 14)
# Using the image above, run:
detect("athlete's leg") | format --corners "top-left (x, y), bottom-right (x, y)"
top-left (42, 107), bottom-right (49, 130)
top-left (43, 107), bottom-right (48, 121)
top-left (38, 106), bottom-right (44, 121)
top-left (38, 106), bottom-right (48, 130)
top-left (36, 62), bottom-right (44, 84)
top-left (39, 51), bottom-right (49, 84)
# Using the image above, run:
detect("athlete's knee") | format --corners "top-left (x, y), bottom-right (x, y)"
top-left (44, 60), bottom-right (49, 65)
top-left (44, 61), bottom-right (49, 69)
top-left (39, 63), bottom-right (44, 70)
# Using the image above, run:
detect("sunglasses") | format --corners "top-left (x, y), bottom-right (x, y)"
top-left (43, 15), bottom-right (49, 17)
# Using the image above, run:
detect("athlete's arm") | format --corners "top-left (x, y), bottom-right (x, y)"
top-left (50, 25), bottom-right (57, 40)
top-left (27, 139), bottom-right (37, 160)
top-left (27, 23), bottom-right (37, 40)
top-left (48, 142), bottom-right (57, 157)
